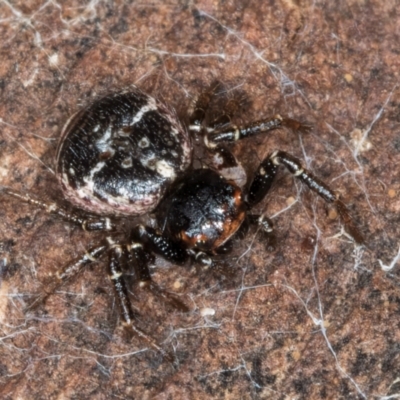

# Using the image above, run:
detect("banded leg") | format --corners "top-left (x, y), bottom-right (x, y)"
top-left (108, 244), bottom-right (172, 359)
top-left (188, 248), bottom-right (235, 279)
top-left (210, 145), bottom-right (239, 170)
top-left (128, 226), bottom-right (189, 312)
top-left (199, 92), bottom-right (240, 170)
top-left (248, 151), bottom-right (364, 244)
top-left (130, 225), bottom-right (238, 295)
top-left (25, 244), bottom-right (107, 312)
top-left (2, 189), bottom-right (115, 231)
top-left (132, 225), bottom-right (224, 271)
top-left (247, 158), bottom-right (278, 208)
top-left (248, 214), bottom-right (274, 234)
top-left (188, 83), bottom-right (240, 170)
top-left (188, 81), bottom-right (221, 131)
top-left (246, 157), bottom-right (281, 247)
top-left (205, 115), bottom-right (311, 148)
top-left (247, 213), bottom-right (277, 251)
top-left (191, 250), bottom-right (214, 268)
top-left (133, 225), bottom-right (188, 264)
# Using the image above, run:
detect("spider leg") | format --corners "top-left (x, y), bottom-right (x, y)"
top-left (207, 95), bottom-right (245, 132)
top-left (190, 248), bottom-right (239, 280)
top-left (133, 225), bottom-right (188, 264)
top-left (188, 81), bottom-right (221, 131)
top-left (135, 223), bottom-right (236, 279)
top-left (247, 151), bottom-right (364, 244)
top-left (2, 188), bottom-right (115, 231)
top-left (205, 115), bottom-right (311, 148)
top-left (107, 243), bottom-right (173, 360)
top-left (128, 226), bottom-right (189, 311)
top-left (188, 83), bottom-right (241, 170)
top-left (24, 244), bottom-right (107, 312)
top-left (247, 156), bottom-right (278, 208)
top-left (133, 225), bottom-right (223, 271)
top-left (247, 214), bottom-right (277, 251)
top-left (208, 145), bottom-right (239, 170)
top-left (247, 214), bottom-right (274, 235)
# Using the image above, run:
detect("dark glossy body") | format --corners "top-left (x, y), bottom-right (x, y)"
top-left (160, 169), bottom-right (246, 252)
top-left (56, 89), bottom-right (191, 216)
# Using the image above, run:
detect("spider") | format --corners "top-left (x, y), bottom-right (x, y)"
top-left (2, 83), bottom-right (363, 360)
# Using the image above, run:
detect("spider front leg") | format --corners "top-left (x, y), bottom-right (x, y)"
top-left (247, 151), bottom-right (364, 244)
top-left (2, 188), bottom-right (116, 231)
top-left (205, 115), bottom-right (311, 148)
top-left (188, 83), bottom-right (240, 170)
top-left (188, 81), bottom-right (221, 131)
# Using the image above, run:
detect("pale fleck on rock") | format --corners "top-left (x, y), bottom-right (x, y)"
top-left (350, 128), bottom-right (373, 153)
top-left (286, 196), bottom-right (296, 206)
top-left (328, 208), bottom-right (338, 220)
top-left (200, 307), bottom-right (216, 317)
top-left (344, 73), bottom-right (353, 83)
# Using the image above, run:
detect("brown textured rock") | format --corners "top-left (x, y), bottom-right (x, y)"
top-left (0, 1), bottom-right (399, 399)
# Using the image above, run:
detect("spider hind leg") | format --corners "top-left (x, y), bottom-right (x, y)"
top-left (108, 243), bottom-right (175, 361)
top-left (23, 244), bottom-right (107, 313)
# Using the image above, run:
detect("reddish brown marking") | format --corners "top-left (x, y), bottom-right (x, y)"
top-left (213, 209), bottom-right (246, 249)
top-left (233, 188), bottom-right (243, 206)
top-left (178, 184), bottom-right (246, 251)
top-left (210, 186), bottom-right (246, 249)
top-left (180, 231), bottom-right (208, 248)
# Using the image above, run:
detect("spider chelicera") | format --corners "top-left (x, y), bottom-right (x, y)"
top-left (2, 83), bottom-right (363, 359)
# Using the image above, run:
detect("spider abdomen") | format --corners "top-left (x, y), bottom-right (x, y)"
top-left (56, 88), bottom-right (192, 216)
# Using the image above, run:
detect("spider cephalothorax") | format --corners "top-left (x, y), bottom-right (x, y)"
top-left (2, 84), bottom-right (363, 359)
